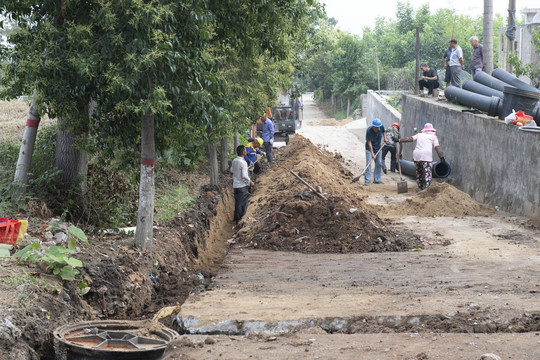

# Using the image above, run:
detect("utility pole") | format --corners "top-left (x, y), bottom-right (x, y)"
top-left (374, 46), bottom-right (381, 92)
top-left (506, 0), bottom-right (516, 72)
top-left (483, 0), bottom-right (494, 74)
top-left (415, 27), bottom-right (420, 94)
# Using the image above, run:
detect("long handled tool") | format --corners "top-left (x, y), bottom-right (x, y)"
top-left (397, 143), bottom-right (408, 193)
top-left (352, 146), bottom-right (384, 182)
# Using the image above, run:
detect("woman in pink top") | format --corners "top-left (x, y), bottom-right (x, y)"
top-left (399, 123), bottom-right (446, 190)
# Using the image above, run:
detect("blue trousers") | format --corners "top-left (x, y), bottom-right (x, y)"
top-left (365, 149), bottom-right (382, 184)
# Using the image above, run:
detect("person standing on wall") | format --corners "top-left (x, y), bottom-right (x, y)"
top-left (382, 123), bottom-right (400, 174)
top-left (418, 63), bottom-right (440, 97)
top-left (230, 145), bottom-right (254, 223)
top-left (442, 46), bottom-right (452, 88)
top-left (469, 36), bottom-right (484, 77)
top-left (259, 113), bottom-right (275, 164)
top-left (398, 123), bottom-right (446, 191)
top-left (364, 118), bottom-right (388, 185)
top-left (448, 38), bottom-right (465, 88)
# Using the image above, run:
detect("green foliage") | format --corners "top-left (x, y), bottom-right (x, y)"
top-left (303, 3), bottom-right (507, 98)
top-left (12, 225), bottom-right (88, 283)
top-left (154, 182), bottom-right (195, 223)
top-left (506, 28), bottom-right (540, 87)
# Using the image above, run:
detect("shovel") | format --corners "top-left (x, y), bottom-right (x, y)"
top-left (352, 146), bottom-right (384, 182)
top-left (397, 144), bottom-right (408, 194)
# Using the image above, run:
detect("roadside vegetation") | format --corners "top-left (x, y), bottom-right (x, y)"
top-left (301, 2), bottom-right (513, 117)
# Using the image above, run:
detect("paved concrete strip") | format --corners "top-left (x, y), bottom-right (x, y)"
top-left (176, 225), bottom-right (540, 334)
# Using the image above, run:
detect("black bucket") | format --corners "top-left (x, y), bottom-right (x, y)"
top-left (501, 86), bottom-right (540, 120)
top-left (433, 161), bottom-right (451, 178)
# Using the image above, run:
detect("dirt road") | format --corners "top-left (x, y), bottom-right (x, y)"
top-left (166, 94), bottom-right (540, 359)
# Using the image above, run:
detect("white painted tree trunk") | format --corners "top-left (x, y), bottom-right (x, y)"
top-left (14, 92), bottom-right (40, 187)
top-left (55, 117), bottom-right (88, 195)
top-left (135, 111), bottom-right (155, 250)
top-left (208, 143), bottom-right (219, 187)
top-left (220, 137), bottom-right (229, 173)
top-left (346, 97), bottom-right (351, 118)
top-left (483, 0), bottom-right (494, 74)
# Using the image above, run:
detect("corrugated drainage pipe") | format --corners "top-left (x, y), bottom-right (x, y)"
top-left (463, 80), bottom-right (504, 99)
top-left (399, 160), bottom-right (451, 179)
top-left (493, 68), bottom-right (540, 93)
top-left (445, 86), bottom-right (503, 117)
top-left (473, 70), bottom-right (512, 92)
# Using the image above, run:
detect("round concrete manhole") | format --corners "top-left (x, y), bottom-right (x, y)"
top-left (54, 320), bottom-right (179, 360)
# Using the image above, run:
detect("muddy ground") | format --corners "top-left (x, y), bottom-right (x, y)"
top-left (1, 93), bottom-right (539, 359)
top-left (166, 93), bottom-right (540, 359)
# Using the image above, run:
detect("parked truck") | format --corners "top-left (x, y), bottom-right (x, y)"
top-left (257, 89), bottom-right (303, 144)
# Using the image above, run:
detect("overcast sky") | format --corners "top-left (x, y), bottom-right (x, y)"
top-left (322, 0), bottom-right (539, 36)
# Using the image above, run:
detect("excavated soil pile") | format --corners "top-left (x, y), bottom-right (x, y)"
top-left (235, 135), bottom-right (421, 253)
top-left (372, 182), bottom-right (495, 217)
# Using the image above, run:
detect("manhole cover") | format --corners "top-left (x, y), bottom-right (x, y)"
top-left (54, 320), bottom-right (179, 360)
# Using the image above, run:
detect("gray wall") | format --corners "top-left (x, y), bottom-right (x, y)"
top-left (400, 95), bottom-right (540, 219)
top-left (365, 90), bottom-right (402, 129)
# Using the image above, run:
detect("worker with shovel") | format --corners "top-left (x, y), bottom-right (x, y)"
top-left (399, 123), bottom-right (446, 191)
top-left (245, 137), bottom-right (264, 179)
top-left (364, 118), bottom-right (388, 185)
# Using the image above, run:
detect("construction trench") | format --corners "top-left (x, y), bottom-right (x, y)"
top-left (1, 93), bottom-right (540, 359)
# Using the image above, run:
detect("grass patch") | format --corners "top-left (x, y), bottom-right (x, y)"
top-left (155, 182), bottom-right (195, 223)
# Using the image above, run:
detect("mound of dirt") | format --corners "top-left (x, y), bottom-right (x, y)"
top-left (235, 135), bottom-right (420, 253)
top-left (372, 183), bottom-right (495, 217)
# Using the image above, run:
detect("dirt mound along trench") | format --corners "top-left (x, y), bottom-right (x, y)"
top-left (236, 135), bottom-right (421, 253)
top-left (371, 182), bottom-right (496, 218)
top-left (0, 179), bottom-right (235, 359)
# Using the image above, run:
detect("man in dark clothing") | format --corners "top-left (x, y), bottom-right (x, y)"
top-left (230, 145), bottom-right (254, 223)
top-left (364, 118), bottom-right (388, 185)
top-left (418, 63), bottom-right (440, 97)
top-left (442, 47), bottom-right (452, 88)
top-left (469, 36), bottom-right (484, 77)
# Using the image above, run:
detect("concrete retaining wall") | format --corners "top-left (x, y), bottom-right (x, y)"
top-left (365, 90), bottom-right (401, 129)
top-left (399, 95), bottom-right (540, 219)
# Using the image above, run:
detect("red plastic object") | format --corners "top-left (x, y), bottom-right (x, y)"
top-left (0, 218), bottom-right (21, 245)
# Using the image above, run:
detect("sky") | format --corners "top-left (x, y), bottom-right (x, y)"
top-left (321, 0), bottom-right (539, 36)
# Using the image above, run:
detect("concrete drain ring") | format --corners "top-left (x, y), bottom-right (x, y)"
top-left (54, 320), bottom-right (179, 360)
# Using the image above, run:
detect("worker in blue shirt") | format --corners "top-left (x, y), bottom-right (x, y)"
top-left (258, 114), bottom-right (275, 163)
top-left (245, 137), bottom-right (263, 178)
top-left (364, 118), bottom-right (388, 185)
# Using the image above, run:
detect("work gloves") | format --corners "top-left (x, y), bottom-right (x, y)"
top-left (391, 136), bottom-right (399, 143)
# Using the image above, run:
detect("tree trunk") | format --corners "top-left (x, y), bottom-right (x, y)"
top-left (233, 132), bottom-right (240, 153)
top-left (330, 93), bottom-right (335, 108)
top-left (14, 91), bottom-right (40, 187)
top-left (340, 97), bottom-right (343, 111)
top-left (220, 137), bottom-right (229, 174)
top-left (415, 27), bottom-right (420, 94)
top-left (506, 0), bottom-right (516, 72)
top-left (208, 143), bottom-right (219, 187)
top-left (55, 117), bottom-right (88, 195)
top-left (135, 111), bottom-right (155, 250)
top-left (375, 46), bottom-right (381, 91)
top-left (483, 0), bottom-right (494, 74)
top-left (346, 97), bottom-right (351, 118)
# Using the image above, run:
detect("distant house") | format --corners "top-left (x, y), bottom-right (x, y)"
top-left (498, 8), bottom-right (540, 85)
